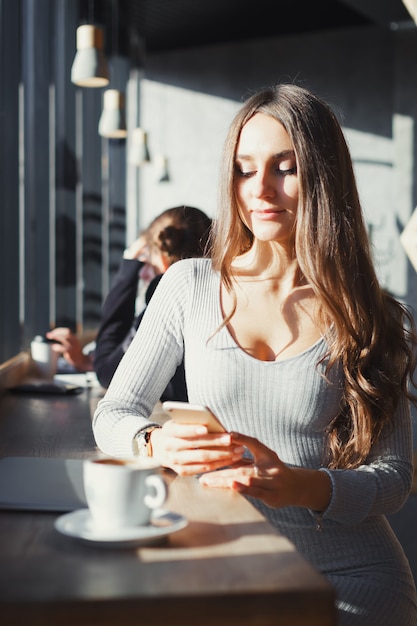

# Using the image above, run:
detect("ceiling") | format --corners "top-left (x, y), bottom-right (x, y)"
top-left (81, 0), bottom-right (414, 57)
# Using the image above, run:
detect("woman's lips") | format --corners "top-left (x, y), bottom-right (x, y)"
top-left (252, 208), bottom-right (284, 220)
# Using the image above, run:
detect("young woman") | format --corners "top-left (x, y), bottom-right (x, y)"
top-left (48, 205), bottom-right (212, 395)
top-left (93, 84), bottom-right (417, 625)
top-left (92, 205), bottom-right (212, 391)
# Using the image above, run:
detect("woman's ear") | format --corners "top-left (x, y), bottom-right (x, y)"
top-left (160, 253), bottom-right (171, 272)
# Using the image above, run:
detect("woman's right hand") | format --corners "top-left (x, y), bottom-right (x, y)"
top-left (45, 328), bottom-right (93, 372)
top-left (150, 420), bottom-right (246, 476)
top-left (123, 234), bottom-right (148, 260)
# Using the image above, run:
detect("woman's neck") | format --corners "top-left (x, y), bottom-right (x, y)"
top-left (231, 240), bottom-right (302, 285)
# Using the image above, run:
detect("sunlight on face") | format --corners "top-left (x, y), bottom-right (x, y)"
top-left (234, 113), bottom-right (299, 245)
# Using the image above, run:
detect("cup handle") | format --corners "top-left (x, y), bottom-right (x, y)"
top-left (144, 474), bottom-right (168, 510)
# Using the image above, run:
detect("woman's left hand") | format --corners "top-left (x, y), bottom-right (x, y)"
top-left (198, 431), bottom-right (332, 512)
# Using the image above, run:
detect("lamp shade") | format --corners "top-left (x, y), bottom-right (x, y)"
top-left (98, 89), bottom-right (127, 138)
top-left (129, 128), bottom-right (151, 166)
top-left (71, 25), bottom-right (110, 88)
top-left (156, 155), bottom-right (169, 182)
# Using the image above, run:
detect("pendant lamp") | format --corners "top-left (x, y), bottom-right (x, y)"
top-left (71, 24), bottom-right (110, 88)
top-left (156, 155), bottom-right (170, 182)
top-left (98, 89), bottom-right (127, 138)
top-left (129, 128), bottom-right (151, 166)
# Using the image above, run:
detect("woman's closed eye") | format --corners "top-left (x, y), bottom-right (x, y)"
top-left (235, 164), bottom-right (297, 178)
top-left (235, 165), bottom-right (255, 178)
top-left (277, 154), bottom-right (297, 176)
top-left (279, 165), bottom-right (297, 176)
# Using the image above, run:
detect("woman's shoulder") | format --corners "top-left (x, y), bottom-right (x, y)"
top-left (164, 257), bottom-right (214, 279)
top-left (153, 258), bottom-right (216, 311)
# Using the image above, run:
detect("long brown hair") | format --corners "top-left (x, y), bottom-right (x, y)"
top-left (211, 83), bottom-right (417, 469)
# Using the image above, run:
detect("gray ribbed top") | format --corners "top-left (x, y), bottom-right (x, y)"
top-left (94, 257), bottom-right (417, 625)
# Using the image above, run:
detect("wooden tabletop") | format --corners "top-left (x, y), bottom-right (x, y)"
top-left (0, 376), bottom-right (337, 626)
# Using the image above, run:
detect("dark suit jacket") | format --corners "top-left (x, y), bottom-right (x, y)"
top-left (93, 258), bottom-right (187, 401)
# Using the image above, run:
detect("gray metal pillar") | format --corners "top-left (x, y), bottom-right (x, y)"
top-left (0, 0), bottom-right (21, 360)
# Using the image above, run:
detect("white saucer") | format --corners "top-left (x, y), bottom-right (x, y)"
top-left (54, 508), bottom-right (188, 548)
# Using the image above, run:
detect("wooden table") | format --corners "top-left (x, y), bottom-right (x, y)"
top-left (0, 378), bottom-right (337, 626)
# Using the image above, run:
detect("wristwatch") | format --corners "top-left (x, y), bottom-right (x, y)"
top-left (133, 426), bottom-right (159, 457)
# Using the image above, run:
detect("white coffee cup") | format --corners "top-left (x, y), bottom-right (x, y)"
top-left (83, 457), bottom-right (168, 531)
top-left (30, 336), bottom-right (59, 379)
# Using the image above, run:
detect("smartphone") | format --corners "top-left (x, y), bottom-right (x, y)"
top-left (162, 401), bottom-right (226, 433)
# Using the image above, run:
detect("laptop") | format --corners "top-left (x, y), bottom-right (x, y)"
top-left (0, 456), bottom-right (87, 512)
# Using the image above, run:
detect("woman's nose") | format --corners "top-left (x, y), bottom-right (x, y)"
top-left (251, 170), bottom-right (275, 198)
